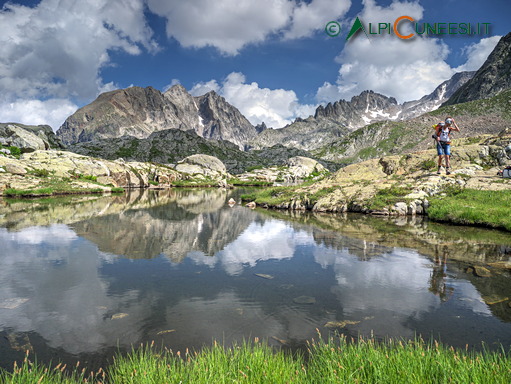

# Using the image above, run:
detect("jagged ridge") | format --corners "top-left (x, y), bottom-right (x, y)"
top-left (56, 85), bottom-right (258, 149)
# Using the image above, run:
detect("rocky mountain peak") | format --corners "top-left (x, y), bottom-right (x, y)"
top-left (56, 84), bottom-right (258, 149)
top-left (254, 122), bottom-right (268, 133)
top-left (194, 91), bottom-right (258, 149)
top-left (163, 83), bottom-right (189, 98)
top-left (444, 32), bottom-right (511, 106)
top-left (350, 90), bottom-right (398, 114)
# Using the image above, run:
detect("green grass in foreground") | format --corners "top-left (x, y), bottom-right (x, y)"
top-left (428, 188), bottom-right (511, 231)
top-left (2, 336), bottom-right (511, 384)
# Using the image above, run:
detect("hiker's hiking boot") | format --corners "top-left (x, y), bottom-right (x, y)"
top-left (437, 166), bottom-right (441, 175)
top-left (446, 168), bottom-right (451, 175)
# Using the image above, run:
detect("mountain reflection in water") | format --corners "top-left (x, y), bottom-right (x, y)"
top-left (0, 188), bottom-right (510, 371)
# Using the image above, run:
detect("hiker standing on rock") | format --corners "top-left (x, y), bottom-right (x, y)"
top-left (435, 116), bottom-right (460, 175)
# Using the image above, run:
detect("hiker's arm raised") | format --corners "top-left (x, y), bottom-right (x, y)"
top-left (451, 118), bottom-right (460, 132)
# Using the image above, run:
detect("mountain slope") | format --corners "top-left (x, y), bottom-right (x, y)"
top-left (251, 73), bottom-right (474, 152)
top-left (444, 32), bottom-right (511, 106)
top-left (68, 128), bottom-right (337, 174)
top-left (315, 89), bottom-right (511, 163)
top-left (56, 85), bottom-right (258, 149)
top-left (400, 71), bottom-right (475, 119)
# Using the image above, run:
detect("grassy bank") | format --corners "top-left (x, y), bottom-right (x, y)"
top-left (241, 184), bottom-right (511, 232)
top-left (3, 186), bottom-right (124, 197)
top-left (428, 188), bottom-right (511, 231)
top-left (241, 183), bottom-right (336, 207)
top-left (2, 336), bottom-right (510, 383)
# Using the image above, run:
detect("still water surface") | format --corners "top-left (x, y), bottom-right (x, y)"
top-left (1, 188), bottom-right (511, 370)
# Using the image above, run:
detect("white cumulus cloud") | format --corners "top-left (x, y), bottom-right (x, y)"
top-left (316, 0), bottom-right (458, 104)
top-left (147, 0), bottom-right (352, 55)
top-left (316, 0), bottom-right (500, 105)
top-left (284, 0), bottom-right (352, 39)
top-left (0, 0), bottom-right (156, 129)
top-left (0, 99), bottom-right (78, 131)
top-left (190, 72), bottom-right (316, 128)
top-left (455, 35), bottom-right (501, 72)
top-left (147, 0), bottom-right (293, 55)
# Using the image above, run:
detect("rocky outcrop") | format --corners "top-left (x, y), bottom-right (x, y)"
top-left (287, 156), bottom-right (327, 179)
top-left (56, 85), bottom-right (258, 149)
top-left (0, 150), bottom-right (182, 194)
top-left (0, 123), bottom-right (64, 152)
top-left (247, 132), bottom-right (511, 215)
top-left (444, 32), bottom-right (511, 106)
top-left (235, 156), bottom-right (329, 184)
top-left (175, 154), bottom-right (228, 181)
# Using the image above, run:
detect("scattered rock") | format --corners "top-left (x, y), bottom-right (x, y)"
top-left (0, 298), bottom-right (29, 309)
top-left (293, 296), bottom-right (316, 304)
top-left (473, 266), bottom-right (491, 277)
top-left (217, 179), bottom-right (228, 188)
top-left (111, 313), bottom-right (129, 320)
top-left (176, 154), bottom-right (228, 180)
top-left (324, 320), bottom-right (360, 328)
top-left (0, 124), bottom-right (46, 152)
top-left (246, 201), bottom-right (256, 209)
top-left (255, 273), bottom-right (274, 280)
top-left (287, 156), bottom-right (327, 180)
top-left (228, 198), bottom-right (236, 205)
top-left (157, 329), bottom-right (176, 335)
top-left (392, 202), bottom-right (408, 216)
top-left (7, 333), bottom-right (33, 352)
top-left (5, 163), bottom-right (27, 175)
top-left (482, 295), bottom-right (509, 305)
top-left (488, 262), bottom-right (511, 270)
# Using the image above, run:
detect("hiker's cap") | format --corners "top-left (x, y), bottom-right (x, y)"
top-left (445, 118), bottom-right (453, 124)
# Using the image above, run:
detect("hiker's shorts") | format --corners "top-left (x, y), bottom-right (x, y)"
top-left (437, 142), bottom-right (451, 156)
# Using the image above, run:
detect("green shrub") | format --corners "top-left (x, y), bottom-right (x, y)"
top-left (29, 168), bottom-right (51, 177)
top-left (80, 174), bottom-right (97, 182)
top-left (8, 146), bottom-right (21, 158)
top-left (419, 159), bottom-right (437, 171)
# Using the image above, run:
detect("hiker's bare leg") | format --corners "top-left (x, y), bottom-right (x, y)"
top-left (445, 155), bottom-right (450, 169)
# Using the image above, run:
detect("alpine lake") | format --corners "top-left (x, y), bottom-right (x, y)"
top-left (1, 187), bottom-right (511, 372)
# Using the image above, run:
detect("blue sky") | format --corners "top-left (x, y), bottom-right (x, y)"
top-left (0, 0), bottom-right (509, 130)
